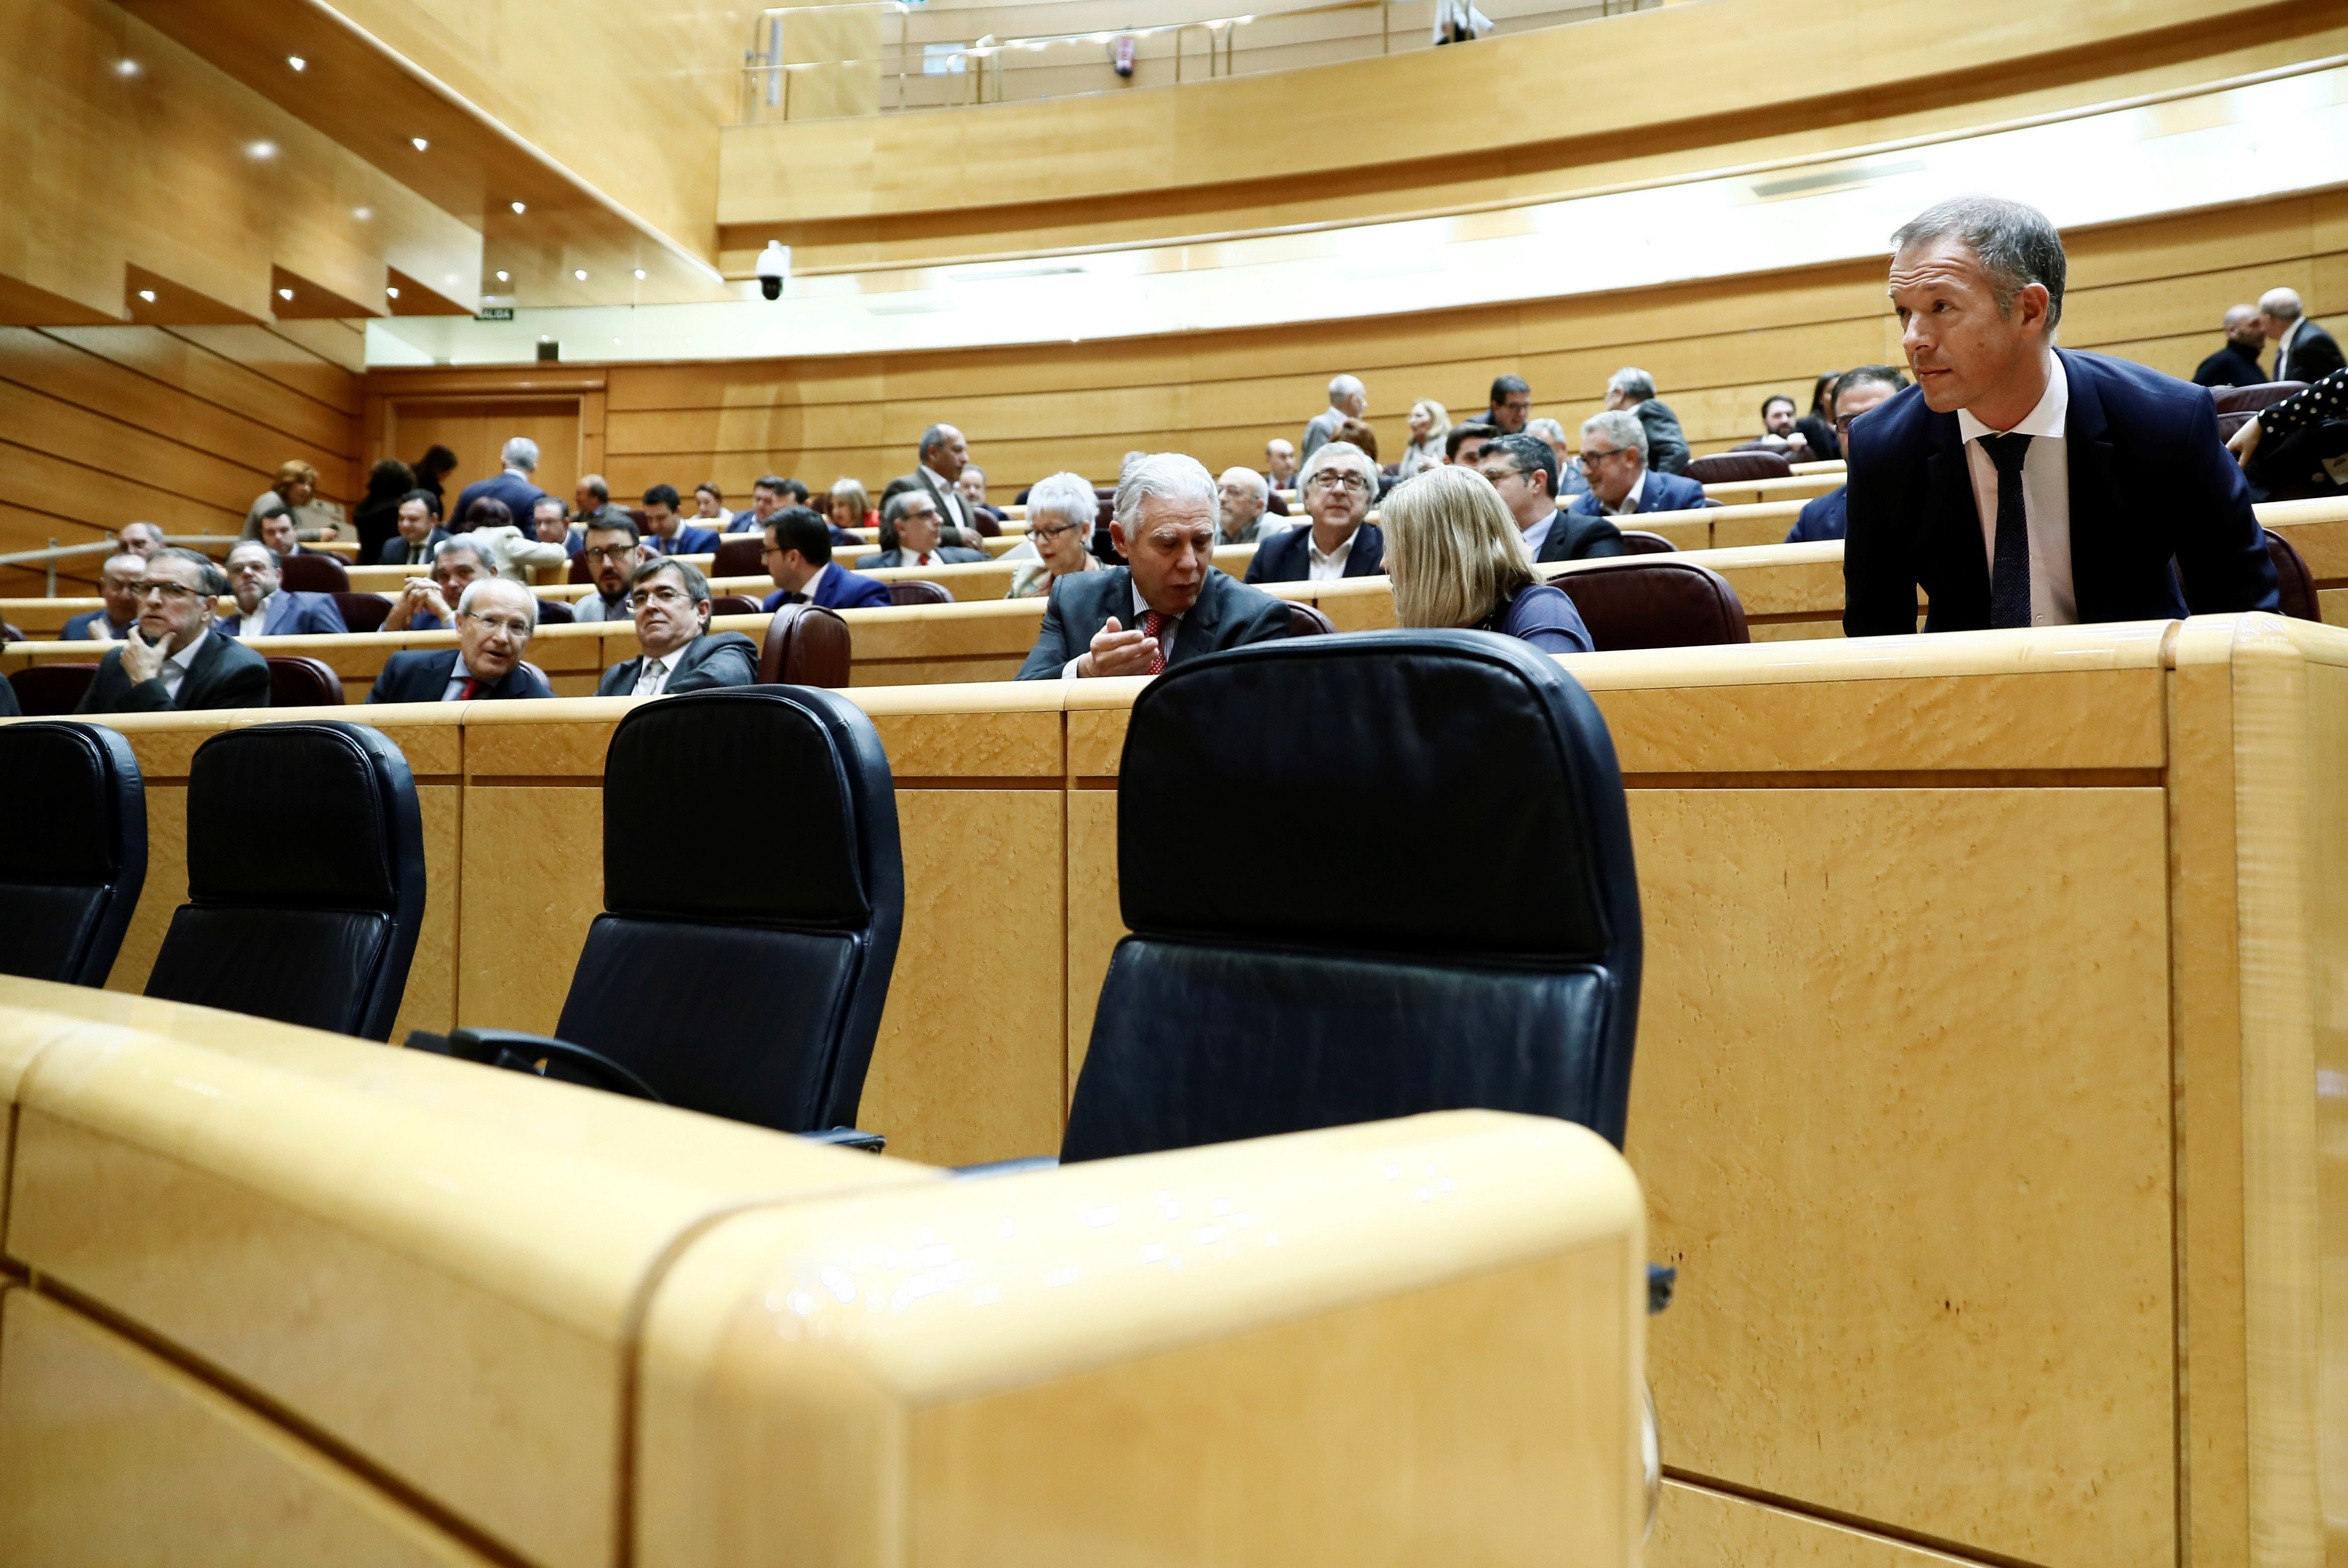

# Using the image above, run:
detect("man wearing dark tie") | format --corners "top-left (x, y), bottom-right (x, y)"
top-left (377, 491), bottom-right (450, 566)
top-left (760, 507), bottom-right (892, 611)
top-left (1845, 196), bottom-right (2276, 637)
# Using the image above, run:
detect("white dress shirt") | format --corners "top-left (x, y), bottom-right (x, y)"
top-left (1956, 356), bottom-right (2075, 626)
top-left (922, 466), bottom-right (969, 532)
top-left (1598, 472), bottom-right (1647, 517)
top-left (235, 592), bottom-right (276, 639)
top-left (2278, 317), bottom-right (2307, 381)
top-left (631, 645), bottom-right (688, 697)
top-left (155, 629), bottom-right (208, 701)
top-left (1521, 510), bottom-right (1555, 556)
top-left (1306, 527), bottom-right (1358, 581)
top-left (1065, 582), bottom-right (1179, 678)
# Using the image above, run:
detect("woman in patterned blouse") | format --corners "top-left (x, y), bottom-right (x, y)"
top-left (2228, 366), bottom-right (2348, 466)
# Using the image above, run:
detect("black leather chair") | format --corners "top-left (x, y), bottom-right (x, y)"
top-left (334, 591), bottom-right (392, 633)
top-left (0, 722), bottom-right (146, 985)
top-left (1684, 450), bottom-right (1791, 484)
top-left (280, 553), bottom-right (351, 593)
top-left (144, 722), bottom-right (426, 1039)
top-left (2266, 527), bottom-right (2321, 620)
top-left (266, 655), bottom-right (345, 707)
top-left (888, 581), bottom-right (952, 606)
top-left (413, 687), bottom-right (902, 1137)
top-left (1285, 601), bottom-right (1335, 637)
top-left (10, 664), bottom-right (99, 715)
top-left (1061, 630), bottom-right (1642, 1162)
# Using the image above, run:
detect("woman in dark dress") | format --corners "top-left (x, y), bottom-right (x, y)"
top-left (413, 445), bottom-right (459, 509)
top-left (1380, 465), bottom-right (1592, 655)
top-left (350, 458), bottom-right (416, 568)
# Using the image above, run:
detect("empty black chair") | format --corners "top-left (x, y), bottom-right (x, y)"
top-left (0, 722), bottom-right (146, 985)
top-left (1061, 631), bottom-right (1641, 1162)
top-left (417, 687), bottom-right (902, 1135)
top-left (145, 722), bottom-right (425, 1039)
top-left (887, 581), bottom-right (951, 606)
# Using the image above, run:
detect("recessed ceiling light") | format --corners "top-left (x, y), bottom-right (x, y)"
top-left (573, 269), bottom-right (587, 281)
top-left (510, 201), bottom-right (525, 214)
top-left (138, 289), bottom-right (156, 302)
top-left (353, 206), bottom-right (372, 220)
top-left (247, 140), bottom-right (277, 159)
top-left (278, 288), bottom-right (294, 300)
top-left (385, 286), bottom-right (400, 298)
top-left (115, 59), bottom-right (140, 77)
top-left (613, 337), bottom-right (622, 345)
top-left (494, 270), bottom-right (510, 282)
top-left (287, 55), bottom-right (306, 71)
top-left (633, 268), bottom-right (647, 280)
top-left (410, 137), bottom-right (428, 151)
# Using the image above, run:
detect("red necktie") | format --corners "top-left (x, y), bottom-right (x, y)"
top-left (455, 677), bottom-right (480, 701)
top-left (1143, 609), bottom-right (1168, 675)
top-left (917, 551), bottom-right (932, 565)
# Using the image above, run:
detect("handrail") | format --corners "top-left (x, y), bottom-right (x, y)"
top-left (0, 533), bottom-right (265, 598)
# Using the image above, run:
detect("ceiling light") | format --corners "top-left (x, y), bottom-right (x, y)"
top-left (410, 137), bottom-right (428, 151)
top-left (573, 269), bottom-right (587, 281)
top-left (494, 270), bottom-right (510, 282)
top-left (287, 55), bottom-right (306, 71)
top-left (138, 289), bottom-right (156, 302)
top-left (278, 288), bottom-right (294, 300)
top-left (385, 286), bottom-right (400, 298)
top-left (115, 59), bottom-right (140, 77)
top-left (510, 201), bottom-right (526, 214)
top-left (633, 268), bottom-right (647, 280)
top-left (352, 206), bottom-right (372, 220)
top-left (613, 337), bottom-right (623, 345)
top-left (247, 140), bottom-right (277, 159)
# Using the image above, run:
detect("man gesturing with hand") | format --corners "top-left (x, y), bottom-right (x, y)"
top-left (75, 547), bottom-right (271, 713)
top-left (1016, 452), bottom-right (1293, 680)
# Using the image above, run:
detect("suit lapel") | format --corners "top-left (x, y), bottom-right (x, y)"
top-left (2058, 351), bottom-right (2117, 620)
top-left (1920, 410), bottom-right (1984, 626)
top-left (1177, 572), bottom-right (1223, 658)
top-left (176, 633), bottom-right (223, 709)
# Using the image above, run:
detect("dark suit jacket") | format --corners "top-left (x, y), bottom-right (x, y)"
top-left (763, 565), bottom-right (893, 611)
top-left (1245, 522), bottom-right (1384, 584)
top-left (62, 608), bottom-right (134, 640)
top-left (220, 591), bottom-right (347, 638)
top-left (0, 673), bottom-right (18, 717)
top-left (594, 632), bottom-right (759, 697)
top-left (1785, 486), bottom-right (1848, 543)
top-left (1635, 400), bottom-right (1691, 475)
top-left (2193, 342), bottom-right (2267, 389)
top-left (75, 631), bottom-right (272, 714)
top-left (645, 525), bottom-right (721, 557)
top-left (2279, 320), bottom-right (2346, 385)
top-left (880, 470), bottom-right (986, 542)
top-left (452, 472), bottom-right (547, 529)
top-left (856, 546), bottom-right (985, 570)
top-left (1534, 509), bottom-right (1626, 564)
top-left (1016, 567), bottom-right (1292, 679)
top-left (365, 649), bottom-right (554, 704)
top-left (379, 529), bottom-right (452, 566)
top-left (1844, 349), bottom-right (2277, 637)
top-left (1566, 470), bottom-right (1709, 520)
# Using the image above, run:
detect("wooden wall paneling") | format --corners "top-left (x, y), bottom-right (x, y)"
top-left (47, 325), bottom-right (361, 457)
top-left (1652, 1479), bottom-right (1999, 1566)
top-left (381, 398), bottom-right (586, 518)
top-left (0, 379), bottom-right (292, 517)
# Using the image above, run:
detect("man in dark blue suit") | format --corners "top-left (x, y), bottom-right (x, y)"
top-left (452, 436), bottom-right (549, 529)
top-left (1020, 453), bottom-right (1292, 679)
top-left (1846, 196), bottom-right (2276, 637)
top-left (1245, 441), bottom-right (1384, 584)
top-left (1476, 433), bottom-right (1626, 563)
top-left (63, 553), bottom-right (145, 641)
top-left (593, 560), bottom-right (758, 697)
top-left (378, 491), bottom-right (451, 566)
top-left (367, 579), bottom-right (554, 703)
top-left (217, 542), bottom-right (348, 639)
top-left (760, 507), bottom-right (893, 612)
top-left (1565, 411), bottom-right (1710, 521)
top-left (639, 484), bottom-right (721, 558)
top-left (1783, 366), bottom-right (1907, 543)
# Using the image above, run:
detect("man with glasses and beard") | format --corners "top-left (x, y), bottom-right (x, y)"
top-left (75, 547), bottom-right (272, 713)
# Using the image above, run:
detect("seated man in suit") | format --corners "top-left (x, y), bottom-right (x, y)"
top-left (856, 491), bottom-right (986, 571)
top-left (1785, 366), bottom-right (1908, 543)
top-left (378, 490), bottom-right (450, 566)
top-left (594, 559), bottom-right (759, 697)
top-left (881, 426), bottom-right (988, 543)
top-left (572, 516), bottom-right (644, 623)
top-left (1567, 410), bottom-right (1710, 520)
top-left (534, 495), bottom-right (586, 560)
top-left (1019, 452), bottom-right (1292, 679)
top-left (1601, 368), bottom-right (1691, 476)
top-left (74, 547), bottom-right (271, 714)
top-left (63, 552), bottom-right (145, 640)
top-left (956, 464), bottom-right (1010, 528)
top-left (368, 578), bottom-right (554, 703)
top-left (639, 484), bottom-right (721, 558)
top-left (1264, 438), bottom-right (1299, 492)
top-left (257, 507), bottom-right (324, 560)
top-left (728, 474), bottom-right (806, 536)
top-left (762, 506), bottom-right (892, 611)
top-left (381, 537), bottom-right (492, 633)
top-left (2260, 287), bottom-right (2346, 385)
top-left (1478, 432), bottom-right (1625, 563)
top-left (219, 541), bottom-right (348, 639)
top-left (1245, 441), bottom-right (1384, 584)
top-left (1846, 196), bottom-right (2276, 637)
top-left (115, 520), bottom-right (165, 560)
top-left (1215, 466), bottom-right (1276, 545)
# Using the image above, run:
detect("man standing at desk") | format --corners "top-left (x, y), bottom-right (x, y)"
top-left (1844, 196), bottom-right (2275, 637)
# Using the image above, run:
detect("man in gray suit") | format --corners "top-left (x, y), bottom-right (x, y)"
top-left (1018, 453), bottom-right (1293, 679)
top-left (593, 559), bottom-right (758, 697)
top-left (856, 491), bottom-right (987, 571)
top-left (1602, 367), bottom-right (1691, 476)
top-left (1300, 375), bottom-right (1368, 467)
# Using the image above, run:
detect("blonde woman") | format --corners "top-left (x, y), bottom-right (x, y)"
top-left (828, 477), bottom-right (876, 536)
top-left (1381, 465), bottom-right (1591, 654)
top-left (1398, 399), bottom-right (1450, 478)
top-left (1006, 472), bottom-right (1102, 598)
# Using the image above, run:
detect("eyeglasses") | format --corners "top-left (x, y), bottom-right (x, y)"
top-left (139, 582), bottom-right (204, 602)
top-left (1582, 445), bottom-right (1632, 464)
top-left (626, 586), bottom-right (696, 612)
top-left (460, 611), bottom-right (533, 638)
top-left (1306, 473), bottom-right (1370, 494)
top-left (583, 545), bottom-right (636, 564)
top-left (1029, 520), bottom-right (1084, 542)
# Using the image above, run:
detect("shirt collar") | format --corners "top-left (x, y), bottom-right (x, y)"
top-left (169, 628), bottom-right (208, 671)
top-left (1308, 527), bottom-right (1358, 569)
top-left (242, 590), bottom-right (275, 624)
top-left (801, 561), bottom-right (831, 596)
top-left (1956, 353), bottom-right (2068, 443)
top-left (1603, 471), bottom-right (1647, 516)
top-left (1131, 581), bottom-right (1183, 623)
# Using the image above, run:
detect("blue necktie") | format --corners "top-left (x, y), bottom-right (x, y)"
top-left (1981, 433), bottom-right (2033, 628)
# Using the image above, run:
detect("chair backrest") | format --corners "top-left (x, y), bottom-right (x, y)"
top-left (266, 656), bottom-right (345, 708)
top-left (711, 537), bottom-right (766, 579)
top-left (1061, 631), bottom-right (1642, 1163)
top-left (2212, 381), bottom-right (2306, 415)
top-left (888, 580), bottom-right (951, 606)
top-left (534, 596), bottom-right (575, 625)
top-left (2266, 527), bottom-right (2321, 621)
top-left (280, 553), bottom-right (350, 593)
top-left (333, 591), bottom-right (391, 633)
top-left (708, 594), bottom-right (762, 618)
top-left (551, 688), bottom-right (903, 1133)
top-left (965, 509), bottom-right (1001, 538)
top-left (145, 722), bottom-right (426, 1040)
top-left (10, 663), bottom-right (99, 716)
top-left (1615, 530), bottom-right (1677, 555)
top-left (1683, 450), bottom-right (1791, 484)
top-left (1266, 490), bottom-right (1289, 516)
top-left (1285, 601), bottom-right (1335, 637)
top-left (568, 553), bottom-right (594, 586)
top-left (1552, 557), bottom-right (1749, 650)
top-left (758, 603), bottom-right (851, 686)
top-left (0, 722), bottom-right (146, 986)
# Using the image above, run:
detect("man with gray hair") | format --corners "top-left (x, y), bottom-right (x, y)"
top-left (2257, 287), bottom-right (2344, 384)
top-left (454, 435), bottom-right (550, 529)
top-left (1247, 441), bottom-right (1384, 583)
top-left (2193, 304), bottom-right (2268, 389)
top-left (856, 490), bottom-right (987, 570)
top-left (74, 547), bottom-right (271, 714)
top-left (381, 535), bottom-right (494, 632)
top-left (1300, 375), bottom-right (1368, 467)
top-left (1524, 418), bottom-right (1589, 495)
top-left (881, 423), bottom-right (987, 541)
top-left (368, 578), bottom-right (553, 702)
top-left (1566, 411), bottom-right (1707, 520)
top-left (593, 557), bottom-right (757, 697)
top-left (1215, 466), bottom-right (1276, 545)
top-left (1601, 368), bottom-right (1690, 475)
top-left (1016, 453), bottom-right (1292, 679)
top-left (1844, 195), bottom-right (2273, 637)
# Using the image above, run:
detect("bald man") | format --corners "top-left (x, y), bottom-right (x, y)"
top-left (2193, 305), bottom-right (2268, 389)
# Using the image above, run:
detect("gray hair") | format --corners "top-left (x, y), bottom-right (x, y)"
top-left (1580, 409), bottom-right (1649, 463)
top-left (2223, 303), bottom-right (2258, 330)
top-left (1526, 417), bottom-right (1567, 445)
top-left (1606, 367), bottom-right (1656, 402)
top-left (500, 436), bottom-right (540, 471)
top-left (1891, 195), bottom-right (2067, 331)
top-left (1025, 471), bottom-right (1099, 530)
top-left (432, 537), bottom-right (491, 573)
top-left (630, 555), bottom-right (711, 605)
top-left (1327, 374), bottom-right (1365, 406)
top-left (155, 546), bottom-right (227, 597)
top-left (918, 423), bottom-right (956, 461)
top-left (2257, 287), bottom-right (2305, 323)
top-left (1299, 439), bottom-right (1379, 497)
top-left (1216, 465), bottom-right (1270, 504)
top-left (1113, 452), bottom-right (1218, 533)
top-left (880, 488), bottom-right (939, 529)
top-left (457, 576), bottom-right (537, 628)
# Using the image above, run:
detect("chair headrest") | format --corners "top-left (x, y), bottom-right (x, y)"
top-left (186, 722), bottom-right (411, 908)
top-left (603, 687), bottom-right (883, 926)
top-left (1119, 631), bottom-right (1627, 959)
top-left (0, 721), bottom-right (140, 883)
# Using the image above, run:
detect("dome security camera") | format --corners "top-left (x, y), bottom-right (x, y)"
top-left (756, 240), bottom-right (791, 301)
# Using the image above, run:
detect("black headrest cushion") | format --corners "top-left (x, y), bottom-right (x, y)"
top-left (186, 724), bottom-right (402, 907)
top-left (0, 722), bottom-right (135, 883)
top-left (603, 689), bottom-right (869, 925)
top-left (1119, 630), bottom-right (1620, 958)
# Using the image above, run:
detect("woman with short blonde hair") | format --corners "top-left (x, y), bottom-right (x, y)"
top-left (1399, 399), bottom-right (1450, 478)
top-left (828, 477), bottom-right (875, 534)
top-left (1381, 465), bottom-right (1591, 654)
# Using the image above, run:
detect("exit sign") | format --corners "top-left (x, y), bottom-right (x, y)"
top-left (476, 306), bottom-right (514, 321)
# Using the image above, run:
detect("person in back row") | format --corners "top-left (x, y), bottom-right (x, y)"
top-left (1247, 441), bottom-right (1384, 584)
top-left (1478, 375), bottom-right (1531, 435)
top-left (883, 426), bottom-right (986, 540)
top-left (594, 558), bottom-right (758, 697)
top-left (1007, 473), bottom-right (1104, 598)
top-left (858, 491), bottom-right (985, 571)
top-left (1018, 453), bottom-right (1293, 679)
top-left (368, 578), bottom-right (553, 702)
top-left (1399, 400), bottom-right (1450, 478)
top-left (64, 553), bottom-right (145, 640)
top-left (1382, 465), bottom-right (1591, 655)
top-left (381, 536), bottom-right (493, 632)
top-left (1446, 421), bottom-right (1499, 469)
top-left (379, 490), bottom-right (450, 566)
top-left (2193, 304), bottom-right (2268, 389)
top-left (2259, 287), bottom-right (2344, 384)
top-left (454, 437), bottom-right (547, 528)
top-left (219, 541), bottom-right (348, 639)
top-left (641, 484), bottom-right (721, 557)
top-left (116, 521), bottom-right (166, 559)
top-left (1301, 376), bottom-right (1367, 466)
top-left (1214, 466), bottom-right (1276, 546)
top-left (1477, 432), bottom-right (1625, 563)
top-left (763, 506), bottom-right (892, 610)
top-left (1264, 438), bottom-right (1299, 492)
top-left (1844, 196), bottom-right (2275, 636)
top-left (1784, 366), bottom-right (1908, 543)
top-left (1568, 411), bottom-right (1709, 519)
top-left (572, 515), bottom-right (645, 622)
top-left (75, 548), bottom-right (272, 714)
top-left (1601, 369), bottom-right (1690, 475)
